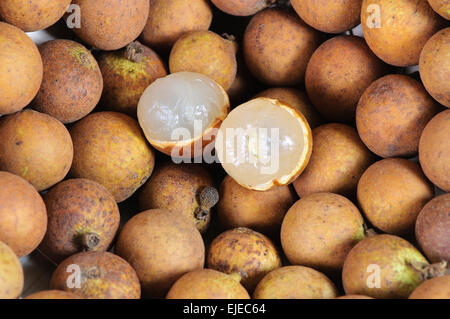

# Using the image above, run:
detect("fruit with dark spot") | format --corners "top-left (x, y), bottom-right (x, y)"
top-left (0, 22), bottom-right (43, 115)
top-left (253, 266), bottom-right (338, 299)
top-left (281, 193), bottom-right (366, 273)
top-left (25, 290), bottom-right (82, 299)
top-left (67, 0), bottom-right (150, 51)
top-left (409, 275), bottom-right (450, 299)
top-left (427, 0), bottom-right (450, 19)
top-left (139, 162), bottom-right (218, 233)
top-left (293, 123), bottom-right (376, 198)
top-left (33, 39), bottom-right (103, 124)
top-left (243, 8), bottom-right (322, 86)
top-left (166, 269), bottom-right (250, 299)
top-left (207, 227), bottom-right (282, 291)
top-left (0, 241), bottom-right (24, 299)
top-left (211, 0), bottom-right (275, 16)
top-left (69, 111), bottom-right (155, 203)
top-left (356, 75), bottom-right (441, 158)
top-left (39, 179), bottom-right (120, 263)
top-left (98, 41), bottom-right (167, 116)
top-left (305, 36), bottom-right (388, 123)
top-left (0, 0), bottom-right (71, 32)
top-left (115, 209), bottom-right (205, 298)
top-left (217, 175), bottom-right (297, 236)
top-left (50, 251), bottom-right (141, 299)
top-left (0, 110), bottom-right (73, 191)
top-left (415, 194), bottom-right (450, 263)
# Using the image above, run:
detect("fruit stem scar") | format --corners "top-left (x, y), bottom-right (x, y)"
top-left (79, 232), bottom-right (100, 251)
top-left (126, 41), bottom-right (145, 63)
top-left (198, 186), bottom-right (219, 209)
top-left (409, 260), bottom-right (449, 281)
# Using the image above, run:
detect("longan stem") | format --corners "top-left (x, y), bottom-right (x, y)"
top-left (410, 260), bottom-right (449, 281)
top-left (79, 232), bottom-right (100, 251)
top-left (198, 186), bottom-right (219, 210)
top-left (126, 41), bottom-right (145, 63)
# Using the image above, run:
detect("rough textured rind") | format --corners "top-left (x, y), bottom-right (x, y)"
top-left (0, 22), bottom-right (43, 115)
top-left (0, 241), bottom-right (24, 299)
top-left (69, 111), bottom-right (155, 203)
top-left (115, 209), bottom-right (205, 298)
top-left (0, 110), bottom-right (73, 191)
top-left (50, 251), bottom-right (141, 299)
top-left (211, 0), bottom-right (273, 16)
top-left (166, 269), bottom-right (250, 299)
top-left (427, 0), bottom-right (450, 19)
top-left (25, 290), bottom-right (82, 299)
top-left (409, 275), bottom-right (450, 299)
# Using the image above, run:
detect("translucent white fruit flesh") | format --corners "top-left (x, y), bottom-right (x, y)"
top-left (215, 98), bottom-right (312, 191)
top-left (137, 72), bottom-right (229, 150)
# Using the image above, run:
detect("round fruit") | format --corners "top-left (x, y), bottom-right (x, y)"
top-left (281, 193), bottom-right (365, 273)
top-left (419, 27), bottom-right (450, 107)
top-left (211, 0), bottom-right (275, 16)
top-left (25, 290), bottom-right (82, 299)
top-left (0, 110), bottom-right (73, 191)
top-left (137, 72), bottom-right (230, 157)
top-left (335, 295), bottom-right (374, 299)
top-left (356, 75), bottom-right (440, 158)
top-left (243, 8), bottom-right (322, 86)
top-left (166, 269), bottom-right (250, 299)
top-left (253, 266), bottom-right (338, 299)
top-left (0, 22), bottom-right (43, 115)
top-left (427, 0), bottom-right (450, 19)
top-left (305, 35), bottom-right (388, 123)
top-left (419, 110), bottom-right (450, 191)
top-left (291, 0), bottom-right (362, 33)
top-left (69, 111), bottom-right (155, 203)
top-left (98, 41), bottom-right (167, 116)
top-left (33, 39), bottom-right (103, 124)
top-left (0, 241), bottom-right (24, 299)
top-left (415, 194), bottom-right (450, 263)
top-left (409, 275), bottom-right (450, 299)
top-left (207, 228), bottom-right (282, 291)
top-left (0, 172), bottom-right (47, 257)
top-left (115, 209), bottom-right (205, 298)
top-left (293, 123), bottom-right (375, 198)
top-left (342, 234), bottom-right (430, 298)
top-left (50, 251), bottom-right (140, 299)
top-left (228, 51), bottom-right (261, 106)
top-left (361, 0), bottom-right (445, 66)
top-left (215, 97), bottom-right (312, 191)
top-left (357, 158), bottom-right (434, 235)
top-left (0, 0), bottom-right (71, 32)
top-left (254, 88), bottom-right (323, 129)
top-left (39, 179), bottom-right (120, 263)
top-left (68, 0), bottom-right (150, 50)
top-left (169, 31), bottom-right (237, 90)
top-left (141, 0), bottom-right (213, 52)
top-left (217, 175), bottom-right (296, 236)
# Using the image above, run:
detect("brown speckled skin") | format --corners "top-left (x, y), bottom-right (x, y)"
top-left (293, 123), bottom-right (376, 199)
top-left (281, 193), bottom-right (365, 273)
top-left (207, 227), bottom-right (282, 292)
top-left (33, 40), bottom-right (103, 124)
top-left (255, 88), bottom-right (323, 129)
top-left (0, 172), bottom-right (47, 258)
top-left (342, 235), bottom-right (429, 299)
top-left (141, 0), bottom-right (212, 52)
top-left (306, 36), bottom-right (388, 123)
top-left (415, 194), bottom-right (450, 263)
top-left (0, 110), bottom-right (73, 191)
top-left (0, 22), bottom-right (43, 115)
top-left (115, 209), bottom-right (205, 299)
top-left (335, 294), bottom-right (374, 299)
top-left (211, 0), bottom-right (273, 16)
top-left (99, 43), bottom-right (167, 116)
top-left (25, 290), bottom-right (82, 299)
top-left (291, 0), bottom-right (362, 33)
top-left (357, 158), bottom-right (434, 235)
top-left (356, 75), bottom-right (441, 158)
top-left (0, 241), bottom-right (24, 299)
top-left (50, 251), bottom-right (141, 299)
top-left (169, 31), bottom-right (237, 90)
top-left (69, 112), bottom-right (155, 203)
top-left (253, 266), bottom-right (338, 299)
top-left (409, 275), bottom-right (450, 299)
top-left (419, 110), bottom-right (450, 191)
top-left (39, 179), bottom-right (120, 264)
top-left (139, 162), bottom-right (215, 233)
top-left (243, 8), bottom-right (322, 86)
top-left (361, 0), bottom-right (446, 67)
top-left (420, 28), bottom-right (450, 107)
top-left (427, 0), bottom-right (450, 19)
top-left (0, 0), bottom-right (71, 32)
top-left (217, 175), bottom-right (297, 237)
top-left (68, 0), bottom-right (150, 50)
top-left (166, 269), bottom-right (250, 299)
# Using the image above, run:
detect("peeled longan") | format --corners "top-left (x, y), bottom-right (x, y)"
top-left (243, 8), bottom-right (322, 86)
